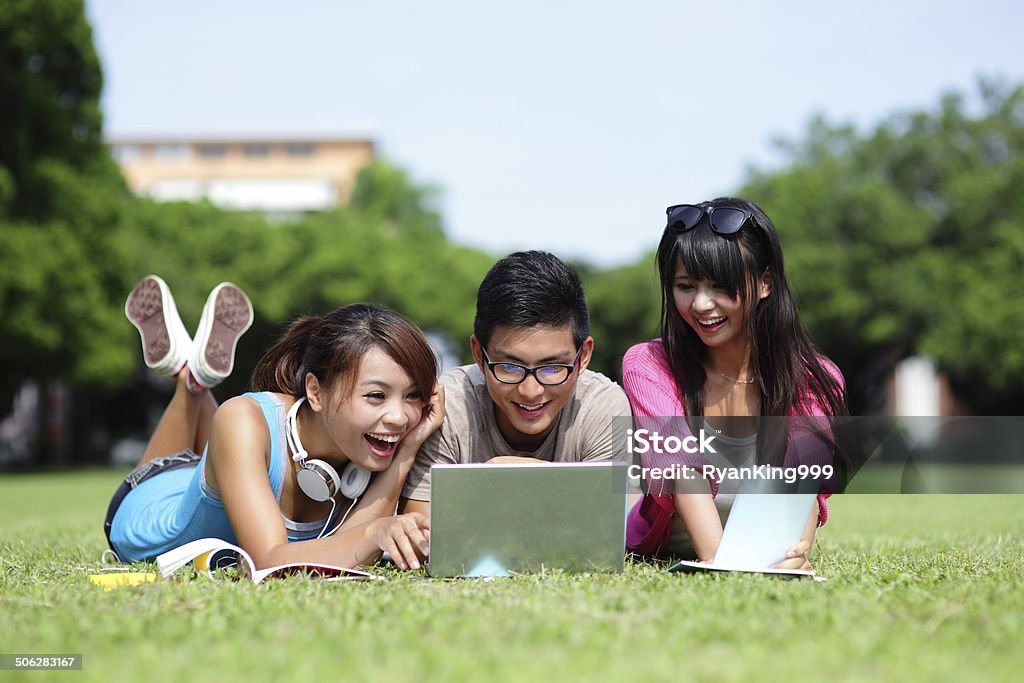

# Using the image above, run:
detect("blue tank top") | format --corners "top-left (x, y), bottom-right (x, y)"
top-left (109, 392), bottom-right (338, 562)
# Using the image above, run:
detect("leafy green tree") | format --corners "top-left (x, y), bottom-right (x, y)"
top-left (267, 162), bottom-right (493, 365)
top-left (348, 160), bottom-right (445, 237)
top-left (740, 78), bottom-right (1024, 413)
top-left (1, 0), bottom-right (132, 399)
top-left (0, 0), bottom-right (121, 217)
top-left (579, 257), bottom-right (660, 381)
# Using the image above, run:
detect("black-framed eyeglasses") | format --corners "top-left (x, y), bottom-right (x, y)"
top-left (666, 204), bottom-right (753, 235)
top-left (480, 347), bottom-right (583, 386)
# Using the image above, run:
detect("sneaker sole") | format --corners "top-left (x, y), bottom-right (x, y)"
top-left (125, 277), bottom-right (173, 369)
top-left (201, 285), bottom-right (253, 377)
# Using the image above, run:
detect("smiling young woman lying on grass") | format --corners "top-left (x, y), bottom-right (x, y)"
top-left (105, 275), bottom-right (443, 572)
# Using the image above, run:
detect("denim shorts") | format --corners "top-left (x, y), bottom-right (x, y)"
top-left (103, 450), bottom-right (201, 556)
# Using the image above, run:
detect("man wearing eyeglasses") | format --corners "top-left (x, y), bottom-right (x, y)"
top-left (401, 250), bottom-right (631, 516)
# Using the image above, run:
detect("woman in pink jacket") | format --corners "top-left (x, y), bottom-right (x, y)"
top-left (623, 197), bottom-right (849, 570)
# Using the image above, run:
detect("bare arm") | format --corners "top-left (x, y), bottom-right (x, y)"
top-left (401, 498), bottom-right (430, 516)
top-left (213, 387), bottom-right (444, 570)
top-left (672, 477), bottom-right (723, 563)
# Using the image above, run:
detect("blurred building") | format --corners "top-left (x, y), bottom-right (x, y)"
top-left (107, 134), bottom-right (375, 216)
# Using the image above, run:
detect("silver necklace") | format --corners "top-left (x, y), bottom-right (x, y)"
top-left (715, 369), bottom-right (755, 385)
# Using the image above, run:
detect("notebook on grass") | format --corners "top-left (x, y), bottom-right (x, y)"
top-left (427, 462), bottom-right (628, 578)
top-left (667, 477), bottom-right (823, 579)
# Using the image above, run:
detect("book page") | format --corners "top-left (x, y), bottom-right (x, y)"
top-left (156, 538), bottom-right (380, 582)
top-left (156, 538), bottom-right (251, 578)
top-left (712, 493), bottom-right (816, 569)
top-left (250, 563), bottom-right (379, 583)
top-left (667, 559), bottom-right (824, 581)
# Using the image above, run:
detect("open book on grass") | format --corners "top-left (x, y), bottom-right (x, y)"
top-left (668, 560), bottom-right (820, 579)
top-left (156, 538), bottom-right (381, 583)
top-left (667, 491), bottom-right (825, 581)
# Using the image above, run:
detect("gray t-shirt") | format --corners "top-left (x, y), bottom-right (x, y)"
top-left (403, 363), bottom-right (632, 501)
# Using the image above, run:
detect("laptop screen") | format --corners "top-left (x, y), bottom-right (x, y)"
top-left (427, 462), bottom-right (628, 577)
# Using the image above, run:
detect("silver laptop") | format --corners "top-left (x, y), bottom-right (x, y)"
top-left (427, 462), bottom-right (628, 577)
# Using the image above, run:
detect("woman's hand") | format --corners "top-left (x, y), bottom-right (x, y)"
top-left (772, 539), bottom-right (812, 571)
top-left (366, 512), bottom-right (430, 570)
top-left (402, 385), bottom-right (445, 450)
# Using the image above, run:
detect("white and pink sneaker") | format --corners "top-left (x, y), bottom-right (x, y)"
top-left (125, 275), bottom-right (193, 378)
top-left (187, 282), bottom-right (254, 390)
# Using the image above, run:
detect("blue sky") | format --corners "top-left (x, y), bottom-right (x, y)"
top-left (85, 0), bottom-right (1024, 266)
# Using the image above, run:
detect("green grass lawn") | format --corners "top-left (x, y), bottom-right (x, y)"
top-left (1, 469), bottom-right (1022, 682)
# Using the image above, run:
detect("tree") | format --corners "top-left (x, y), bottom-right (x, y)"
top-left (266, 162), bottom-right (493, 365)
top-left (740, 78), bottom-right (1024, 413)
top-left (0, 0), bottom-right (133, 401)
top-left (579, 257), bottom-right (660, 381)
top-left (0, 0), bottom-right (117, 218)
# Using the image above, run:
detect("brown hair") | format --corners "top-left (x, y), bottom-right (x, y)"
top-left (250, 303), bottom-right (437, 400)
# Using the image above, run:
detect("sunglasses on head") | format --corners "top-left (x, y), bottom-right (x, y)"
top-left (666, 204), bottom-right (753, 235)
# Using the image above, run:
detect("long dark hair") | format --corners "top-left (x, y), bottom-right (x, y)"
top-left (656, 197), bottom-right (849, 468)
top-left (250, 303), bottom-right (437, 400)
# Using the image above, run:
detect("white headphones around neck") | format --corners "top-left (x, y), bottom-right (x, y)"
top-left (286, 397), bottom-right (371, 503)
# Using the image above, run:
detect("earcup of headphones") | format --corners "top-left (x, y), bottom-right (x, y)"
top-left (296, 459), bottom-right (342, 502)
top-left (339, 462), bottom-right (371, 500)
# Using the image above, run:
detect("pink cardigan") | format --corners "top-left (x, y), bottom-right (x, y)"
top-left (622, 340), bottom-right (842, 557)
